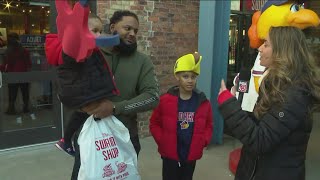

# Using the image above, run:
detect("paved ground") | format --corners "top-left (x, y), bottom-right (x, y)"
top-left (0, 113), bottom-right (319, 180)
top-left (0, 136), bottom-right (238, 180)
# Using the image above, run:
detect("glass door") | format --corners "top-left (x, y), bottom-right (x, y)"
top-left (227, 11), bottom-right (258, 88)
top-left (0, 35), bottom-right (61, 149)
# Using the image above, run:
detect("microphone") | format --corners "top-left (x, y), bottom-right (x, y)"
top-left (237, 68), bottom-right (251, 104)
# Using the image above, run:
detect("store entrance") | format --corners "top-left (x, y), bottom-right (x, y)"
top-left (0, 25), bottom-right (62, 151)
top-left (0, 0), bottom-right (98, 150)
top-left (0, 40), bottom-right (62, 149)
top-left (227, 11), bottom-right (258, 88)
top-left (0, 0), bottom-right (61, 149)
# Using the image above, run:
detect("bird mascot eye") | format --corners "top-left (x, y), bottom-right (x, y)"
top-left (290, 4), bottom-right (300, 12)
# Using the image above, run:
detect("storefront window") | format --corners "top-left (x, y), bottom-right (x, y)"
top-left (0, 0), bottom-right (50, 73)
top-left (0, 0), bottom-right (50, 34)
top-left (0, 0), bottom-right (98, 150)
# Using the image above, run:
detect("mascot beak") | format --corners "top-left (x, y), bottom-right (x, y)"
top-left (287, 9), bottom-right (320, 29)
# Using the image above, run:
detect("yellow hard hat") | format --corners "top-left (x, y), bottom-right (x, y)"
top-left (174, 53), bottom-right (202, 75)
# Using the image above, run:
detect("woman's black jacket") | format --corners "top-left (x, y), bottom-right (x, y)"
top-left (219, 85), bottom-right (313, 180)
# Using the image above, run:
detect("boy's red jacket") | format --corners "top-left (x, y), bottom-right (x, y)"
top-left (149, 86), bottom-right (213, 161)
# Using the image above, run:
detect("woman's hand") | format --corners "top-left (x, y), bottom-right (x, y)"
top-left (219, 79), bottom-right (227, 95)
top-left (230, 86), bottom-right (237, 96)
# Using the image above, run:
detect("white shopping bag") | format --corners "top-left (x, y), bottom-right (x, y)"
top-left (78, 115), bottom-right (140, 180)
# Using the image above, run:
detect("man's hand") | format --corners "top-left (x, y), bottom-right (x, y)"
top-left (83, 99), bottom-right (114, 119)
top-left (219, 79), bottom-right (227, 96)
top-left (80, 101), bottom-right (100, 113)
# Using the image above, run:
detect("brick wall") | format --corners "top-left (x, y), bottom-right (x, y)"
top-left (96, 0), bottom-right (200, 137)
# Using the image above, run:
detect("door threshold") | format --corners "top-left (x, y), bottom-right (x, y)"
top-left (0, 141), bottom-right (56, 154)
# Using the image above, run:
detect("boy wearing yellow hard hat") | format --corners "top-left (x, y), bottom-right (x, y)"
top-left (149, 52), bottom-right (213, 180)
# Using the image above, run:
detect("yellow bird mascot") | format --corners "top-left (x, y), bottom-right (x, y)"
top-left (236, 0), bottom-right (319, 112)
top-left (229, 0), bottom-right (320, 174)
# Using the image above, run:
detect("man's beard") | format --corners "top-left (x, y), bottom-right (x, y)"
top-left (113, 39), bottom-right (137, 55)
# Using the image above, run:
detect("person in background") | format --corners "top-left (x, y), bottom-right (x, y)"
top-left (150, 52), bottom-right (213, 180)
top-left (0, 32), bottom-right (31, 115)
top-left (71, 10), bottom-right (160, 179)
top-left (218, 26), bottom-right (320, 180)
top-left (0, 31), bottom-right (5, 48)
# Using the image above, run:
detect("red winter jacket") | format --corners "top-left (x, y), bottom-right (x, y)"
top-left (149, 86), bottom-right (213, 161)
top-left (0, 48), bottom-right (31, 72)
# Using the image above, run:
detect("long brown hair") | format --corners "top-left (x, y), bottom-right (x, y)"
top-left (254, 26), bottom-right (320, 119)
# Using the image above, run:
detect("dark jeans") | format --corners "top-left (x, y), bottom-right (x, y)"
top-left (7, 83), bottom-right (30, 109)
top-left (162, 157), bottom-right (196, 180)
top-left (71, 128), bottom-right (141, 180)
top-left (64, 111), bottom-right (88, 145)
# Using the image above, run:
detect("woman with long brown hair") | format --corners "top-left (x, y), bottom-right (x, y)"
top-left (218, 26), bottom-right (320, 180)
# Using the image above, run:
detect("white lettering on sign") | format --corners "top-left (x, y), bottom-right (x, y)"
top-left (26, 36), bottom-right (42, 43)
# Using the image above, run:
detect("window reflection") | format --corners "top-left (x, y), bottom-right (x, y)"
top-left (1, 80), bottom-right (54, 132)
top-left (0, 1), bottom-right (50, 72)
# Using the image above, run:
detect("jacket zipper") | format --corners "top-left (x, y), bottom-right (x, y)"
top-left (249, 156), bottom-right (259, 180)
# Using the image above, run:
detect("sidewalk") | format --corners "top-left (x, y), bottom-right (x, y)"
top-left (0, 126), bottom-right (319, 180)
top-left (0, 137), bottom-right (237, 180)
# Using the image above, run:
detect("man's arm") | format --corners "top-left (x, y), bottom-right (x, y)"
top-left (114, 56), bottom-right (159, 115)
top-left (84, 56), bottom-right (159, 118)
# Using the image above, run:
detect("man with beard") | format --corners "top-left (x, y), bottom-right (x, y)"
top-left (71, 10), bottom-right (160, 179)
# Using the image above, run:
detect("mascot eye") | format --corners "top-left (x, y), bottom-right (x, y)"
top-left (290, 4), bottom-right (300, 12)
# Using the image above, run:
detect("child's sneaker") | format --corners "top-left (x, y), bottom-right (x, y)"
top-left (55, 138), bottom-right (75, 157)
